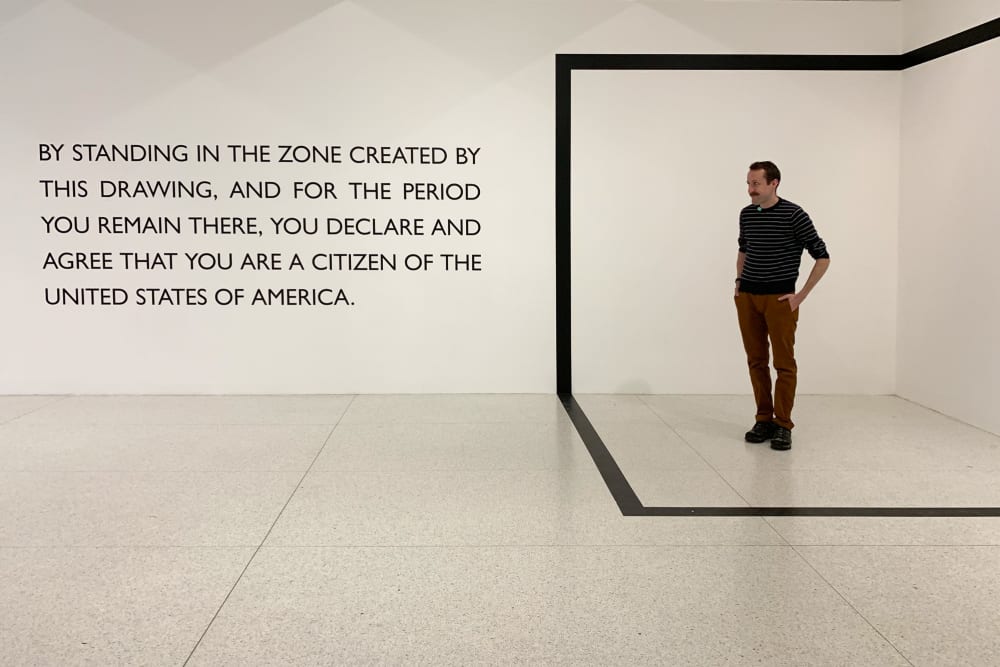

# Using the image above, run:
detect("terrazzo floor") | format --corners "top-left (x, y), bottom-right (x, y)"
top-left (1, 393), bottom-right (998, 666)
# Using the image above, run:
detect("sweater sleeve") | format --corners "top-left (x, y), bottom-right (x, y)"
top-left (792, 209), bottom-right (830, 260)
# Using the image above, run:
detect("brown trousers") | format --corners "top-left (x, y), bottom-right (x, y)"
top-left (735, 292), bottom-right (799, 429)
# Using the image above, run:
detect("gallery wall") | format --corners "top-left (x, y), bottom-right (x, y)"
top-left (897, 16), bottom-right (999, 435)
top-left (0, 0), bottom-right (902, 394)
top-left (572, 68), bottom-right (900, 394)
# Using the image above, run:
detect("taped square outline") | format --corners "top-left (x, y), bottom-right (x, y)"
top-left (554, 18), bottom-right (1000, 516)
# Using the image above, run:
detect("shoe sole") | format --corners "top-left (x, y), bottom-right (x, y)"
top-left (770, 441), bottom-right (791, 450)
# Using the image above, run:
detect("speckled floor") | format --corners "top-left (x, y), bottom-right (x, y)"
top-left (1, 394), bottom-right (998, 665)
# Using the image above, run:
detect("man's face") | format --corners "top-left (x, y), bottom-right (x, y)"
top-left (747, 169), bottom-right (778, 205)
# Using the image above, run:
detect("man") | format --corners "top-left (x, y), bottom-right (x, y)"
top-left (735, 161), bottom-right (830, 450)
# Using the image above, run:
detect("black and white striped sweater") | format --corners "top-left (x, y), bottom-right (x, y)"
top-left (737, 198), bottom-right (829, 295)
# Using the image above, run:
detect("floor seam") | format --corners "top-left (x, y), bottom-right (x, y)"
top-left (0, 395), bottom-right (72, 426)
top-left (786, 540), bottom-right (916, 667)
top-left (181, 395), bottom-right (358, 666)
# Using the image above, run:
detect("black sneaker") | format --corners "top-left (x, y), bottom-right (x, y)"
top-left (744, 421), bottom-right (776, 443)
top-left (770, 427), bottom-right (792, 450)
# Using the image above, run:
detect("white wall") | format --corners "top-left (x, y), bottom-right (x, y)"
top-left (898, 33), bottom-right (1000, 434)
top-left (573, 69), bottom-right (900, 394)
top-left (0, 0), bottom-right (903, 394)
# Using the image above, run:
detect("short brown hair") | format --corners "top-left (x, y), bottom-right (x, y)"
top-left (749, 161), bottom-right (781, 184)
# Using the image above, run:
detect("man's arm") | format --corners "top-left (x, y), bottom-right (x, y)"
top-left (735, 252), bottom-right (746, 296)
top-left (779, 258), bottom-right (830, 310)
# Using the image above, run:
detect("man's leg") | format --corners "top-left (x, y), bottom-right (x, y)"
top-left (735, 293), bottom-right (773, 423)
top-left (764, 295), bottom-right (799, 430)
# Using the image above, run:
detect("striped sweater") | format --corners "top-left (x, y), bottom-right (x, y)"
top-left (737, 198), bottom-right (830, 295)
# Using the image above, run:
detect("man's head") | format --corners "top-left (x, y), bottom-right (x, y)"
top-left (747, 160), bottom-right (780, 207)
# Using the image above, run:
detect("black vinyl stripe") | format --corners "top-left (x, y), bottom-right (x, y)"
top-left (560, 394), bottom-right (1000, 518)
top-left (635, 506), bottom-right (1000, 517)
top-left (555, 56), bottom-right (572, 395)
top-left (900, 16), bottom-right (1000, 69)
top-left (559, 393), bottom-right (642, 514)
top-left (560, 53), bottom-right (900, 71)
